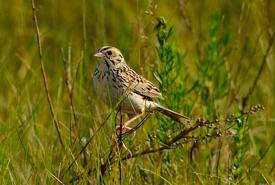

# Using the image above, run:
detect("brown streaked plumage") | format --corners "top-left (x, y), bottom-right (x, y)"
top-left (120, 70), bottom-right (165, 100)
top-left (93, 46), bottom-right (189, 122)
top-left (93, 46), bottom-right (190, 154)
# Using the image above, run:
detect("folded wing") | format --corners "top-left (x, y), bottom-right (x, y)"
top-left (120, 69), bottom-right (164, 100)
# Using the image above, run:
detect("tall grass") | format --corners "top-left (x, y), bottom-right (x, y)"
top-left (0, 0), bottom-right (274, 184)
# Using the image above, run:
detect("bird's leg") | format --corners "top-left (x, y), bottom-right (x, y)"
top-left (122, 112), bottom-right (144, 128)
top-left (124, 114), bottom-right (135, 137)
top-left (115, 125), bottom-right (133, 135)
top-left (110, 126), bottom-right (133, 157)
top-left (111, 112), bottom-right (144, 156)
top-left (117, 112), bottom-right (144, 138)
top-left (122, 142), bottom-right (132, 157)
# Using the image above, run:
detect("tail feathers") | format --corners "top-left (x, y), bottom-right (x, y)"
top-left (155, 105), bottom-right (190, 124)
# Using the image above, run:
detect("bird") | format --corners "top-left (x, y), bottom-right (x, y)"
top-left (93, 46), bottom-right (189, 154)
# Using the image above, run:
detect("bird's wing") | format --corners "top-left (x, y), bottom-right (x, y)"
top-left (120, 69), bottom-right (164, 100)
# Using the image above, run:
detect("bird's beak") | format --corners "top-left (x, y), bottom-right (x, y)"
top-left (93, 52), bottom-right (105, 58)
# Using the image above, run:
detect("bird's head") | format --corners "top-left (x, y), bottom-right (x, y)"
top-left (93, 46), bottom-right (126, 70)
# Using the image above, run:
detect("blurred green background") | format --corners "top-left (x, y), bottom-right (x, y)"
top-left (0, 0), bottom-right (274, 184)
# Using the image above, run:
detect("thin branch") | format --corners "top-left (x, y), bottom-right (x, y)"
top-left (242, 32), bottom-right (275, 109)
top-left (99, 109), bottom-right (261, 177)
top-left (109, 120), bottom-right (220, 173)
top-left (68, 105), bottom-right (264, 184)
top-left (31, 0), bottom-right (64, 148)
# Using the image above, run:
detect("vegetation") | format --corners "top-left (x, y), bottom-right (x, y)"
top-left (0, 0), bottom-right (274, 184)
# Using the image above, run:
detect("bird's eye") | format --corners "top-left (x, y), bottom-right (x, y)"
top-left (107, 51), bottom-right (112, 55)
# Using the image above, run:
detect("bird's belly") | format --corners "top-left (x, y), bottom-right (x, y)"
top-left (94, 76), bottom-right (121, 105)
top-left (94, 77), bottom-right (147, 114)
top-left (120, 92), bottom-right (147, 114)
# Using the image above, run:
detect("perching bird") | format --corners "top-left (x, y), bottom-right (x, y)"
top-left (93, 46), bottom-right (189, 154)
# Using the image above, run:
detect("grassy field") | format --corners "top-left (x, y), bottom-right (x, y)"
top-left (0, 0), bottom-right (275, 184)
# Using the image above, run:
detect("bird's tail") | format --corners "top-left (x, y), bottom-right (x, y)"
top-left (154, 104), bottom-right (190, 124)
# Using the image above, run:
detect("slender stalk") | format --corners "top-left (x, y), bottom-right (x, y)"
top-left (61, 48), bottom-right (80, 139)
top-left (31, 0), bottom-right (64, 148)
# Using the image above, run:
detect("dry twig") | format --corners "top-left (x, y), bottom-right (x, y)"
top-left (61, 47), bottom-right (80, 139)
top-left (31, 0), bottom-right (64, 148)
